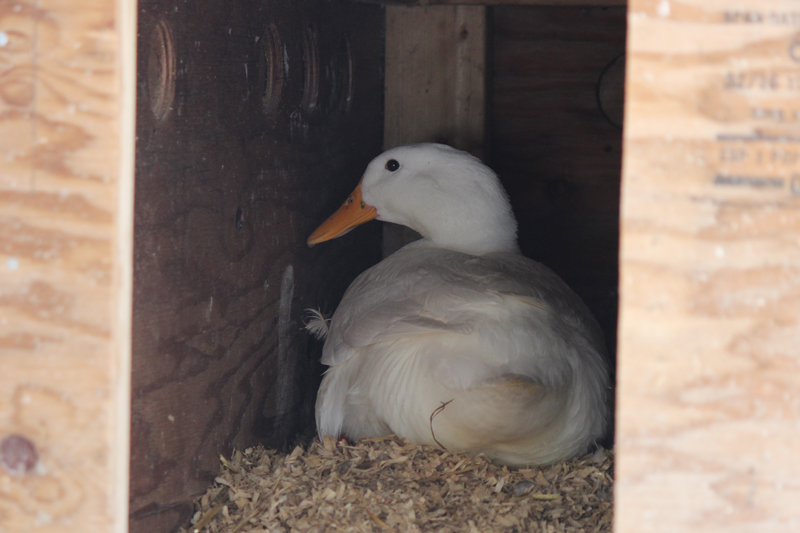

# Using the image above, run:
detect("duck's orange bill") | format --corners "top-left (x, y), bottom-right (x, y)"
top-left (307, 180), bottom-right (378, 246)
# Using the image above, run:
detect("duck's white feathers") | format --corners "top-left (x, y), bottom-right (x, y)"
top-left (316, 245), bottom-right (610, 466)
top-left (304, 308), bottom-right (330, 340)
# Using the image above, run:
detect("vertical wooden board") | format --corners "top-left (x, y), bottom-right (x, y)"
top-left (384, 4), bottom-right (486, 154)
top-left (617, 0), bottom-right (800, 531)
top-left (383, 4), bottom-right (486, 255)
top-left (491, 6), bottom-right (626, 369)
top-left (130, 1), bottom-right (384, 531)
top-left (0, 0), bottom-right (134, 531)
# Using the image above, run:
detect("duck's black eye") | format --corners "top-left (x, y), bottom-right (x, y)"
top-left (385, 159), bottom-right (400, 172)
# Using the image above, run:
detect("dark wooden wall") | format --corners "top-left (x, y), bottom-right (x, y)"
top-left (130, 1), bottom-right (384, 531)
top-left (490, 6), bottom-right (626, 379)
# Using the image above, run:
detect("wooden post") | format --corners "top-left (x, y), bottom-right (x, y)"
top-left (384, 4), bottom-right (486, 155)
top-left (617, 0), bottom-right (800, 530)
top-left (0, 0), bottom-right (135, 531)
top-left (383, 3), bottom-right (486, 254)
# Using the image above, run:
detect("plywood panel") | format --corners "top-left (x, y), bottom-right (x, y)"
top-left (616, 0), bottom-right (800, 531)
top-left (491, 6), bottom-right (626, 380)
top-left (0, 0), bottom-right (135, 531)
top-left (130, 1), bottom-right (384, 531)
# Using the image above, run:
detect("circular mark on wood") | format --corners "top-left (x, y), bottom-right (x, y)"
top-left (301, 25), bottom-right (320, 114)
top-left (0, 78), bottom-right (34, 107)
top-left (790, 35), bottom-right (800, 62)
top-left (596, 53), bottom-right (625, 130)
top-left (329, 37), bottom-right (354, 115)
top-left (1, 434), bottom-right (38, 476)
top-left (235, 207), bottom-right (244, 232)
top-left (148, 19), bottom-right (176, 122)
top-left (260, 24), bottom-right (284, 116)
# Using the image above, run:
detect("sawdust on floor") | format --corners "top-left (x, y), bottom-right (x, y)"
top-left (181, 435), bottom-right (613, 533)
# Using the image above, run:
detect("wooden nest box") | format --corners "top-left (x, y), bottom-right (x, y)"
top-left (1, 0), bottom-right (798, 531)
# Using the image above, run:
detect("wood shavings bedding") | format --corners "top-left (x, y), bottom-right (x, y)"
top-left (181, 436), bottom-right (613, 533)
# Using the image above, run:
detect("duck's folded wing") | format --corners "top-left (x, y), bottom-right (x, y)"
top-left (322, 248), bottom-right (607, 389)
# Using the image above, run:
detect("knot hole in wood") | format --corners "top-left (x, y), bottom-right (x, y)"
top-left (0, 434), bottom-right (38, 476)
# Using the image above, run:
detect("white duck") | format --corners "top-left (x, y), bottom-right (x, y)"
top-left (306, 143), bottom-right (610, 466)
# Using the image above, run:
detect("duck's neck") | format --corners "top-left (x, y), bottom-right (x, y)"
top-left (412, 209), bottom-right (520, 256)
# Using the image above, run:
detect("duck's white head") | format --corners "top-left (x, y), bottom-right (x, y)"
top-left (308, 143), bottom-right (519, 255)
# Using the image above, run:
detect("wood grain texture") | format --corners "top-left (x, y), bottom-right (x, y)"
top-left (384, 5), bottom-right (486, 153)
top-left (616, 0), bottom-right (800, 531)
top-left (0, 0), bottom-right (134, 531)
top-left (491, 6), bottom-right (626, 382)
top-left (130, 1), bottom-right (384, 532)
top-left (383, 4), bottom-right (487, 254)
